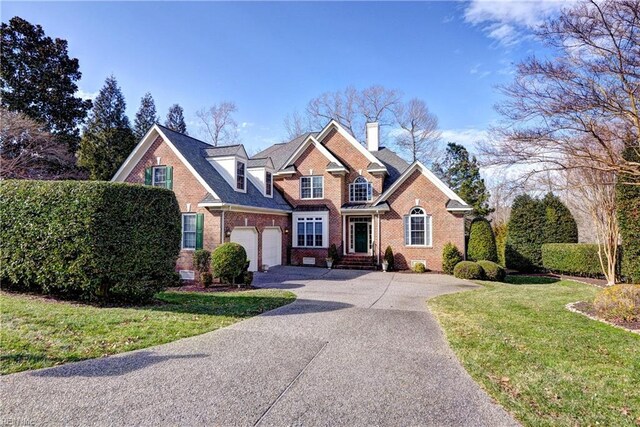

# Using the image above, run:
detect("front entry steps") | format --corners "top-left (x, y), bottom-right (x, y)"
top-left (334, 254), bottom-right (377, 270)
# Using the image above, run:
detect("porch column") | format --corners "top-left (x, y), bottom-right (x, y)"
top-left (370, 214), bottom-right (375, 257)
top-left (342, 214), bottom-right (347, 256)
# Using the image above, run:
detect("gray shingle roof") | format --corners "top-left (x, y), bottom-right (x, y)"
top-left (253, 132), bottom-right (318, 170)
top-left (247, 158), bottom-right (272, 168)
top-left (202, 145), bottom-right (246, 158)
top-left (446, 199), bottom-right (472, 210)
top-left (373, 147), bottom-right (410, 190)
top-left (157, 125), bottom-right (291, 211)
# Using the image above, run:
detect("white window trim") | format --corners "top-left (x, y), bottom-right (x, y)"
top-left (293, 211), bottom-right (329, 249)
top-left (265, 170), bottom-right (273, 198)
top-left (300, 176), bottom-right (324, 200)
top-left (349, 177), bottom-right (373, 203)
top-left (181, 213), bottom-right (197, 251)
top-left (405, 208), bottom-right (433, 248)
top-left (235, 159), bottom-right (247, 193)
top-left (152, 165), bottom-right (167, 188)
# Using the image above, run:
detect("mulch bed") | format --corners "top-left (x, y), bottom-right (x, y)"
top-left (168, 283), bottom-right (258, 293)
top-left (569, 301), bottom-right (640, 333)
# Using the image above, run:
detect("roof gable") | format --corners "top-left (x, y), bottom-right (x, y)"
top-left (282, 134), bottom-right (346, 171)
top-left (316, 120), bottom-right (386, 170)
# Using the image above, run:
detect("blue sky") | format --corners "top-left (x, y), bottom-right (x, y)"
top-left (3, 1), bottom-right (563, 153)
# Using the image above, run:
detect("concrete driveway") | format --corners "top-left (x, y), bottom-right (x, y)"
top-left (1, 267), bottom-right (517, 426)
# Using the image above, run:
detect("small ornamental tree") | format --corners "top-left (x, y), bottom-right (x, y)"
top-left (467, 218), bottom-right (498, 262)
top-left (442, 243), bottom-right (463, 275)
top-left (506, 194), bottom-right (546, 272)
top-left (211, 243), bottom-right (247, 286)
top-left (542, 192), bottom-right (578, 244)
top-left (384, 246), bottom-right (395, 271)
top-left (617, 146), bottom-right (640, 283)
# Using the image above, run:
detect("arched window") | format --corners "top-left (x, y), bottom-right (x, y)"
top-left (404, 207), bottom-right (431, 246)
top-left (349, 176), bottom-right (373, 202)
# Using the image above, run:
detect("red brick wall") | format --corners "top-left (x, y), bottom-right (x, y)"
top-left (380, 169), bottom-right (465, 271)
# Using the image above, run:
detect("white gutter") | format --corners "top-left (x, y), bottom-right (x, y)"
top-left (198, 202), bottom-right (291, 216)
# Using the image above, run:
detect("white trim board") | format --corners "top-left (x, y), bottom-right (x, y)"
top-left (316, 120), bottom-right (386, 170)
top-left (282, 134), bottom-right (346, 171)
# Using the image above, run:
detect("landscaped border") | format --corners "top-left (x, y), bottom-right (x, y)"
top-left (566, 301), bottom-right (639, 335)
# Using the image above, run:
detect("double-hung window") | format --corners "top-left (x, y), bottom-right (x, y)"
top-left (236, 161), bottom-right (246, 191)
top-left (349, 176), bottom-right (373, 202)
top-left (152, 166), bottom-right (166, 187)
top-left (293, 212), bottom-right (327, 248)
top-left (300, 176), bottom-right (323, 199)
top-left (145, 165), bottom-right (173, 189)
top-left (182, 213), bottom-right (197, 250)
top-left (404, 207), bottom-right (431, 246)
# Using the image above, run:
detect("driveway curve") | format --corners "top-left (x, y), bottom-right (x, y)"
top-left (1, 267), bottom-right (517, 426)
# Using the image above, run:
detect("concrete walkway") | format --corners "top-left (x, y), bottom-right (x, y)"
top-left (1, 267), bottom-right (518, 426)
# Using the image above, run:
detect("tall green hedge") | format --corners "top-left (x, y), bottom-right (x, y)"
top-left (467, 218), bottom-right (498, 262)
top-left (506, 194), bottom-right (546, 271)
top-left (542, 192), bottom-right (578, 244)
top-left (0, 180), bottom-right (181, 302)
top-left (617, 147), bottom-right (640, 283)
top-left (541, 243), bottom-right (606, 278)
top-left (493, 222), bottom-right (507, 267)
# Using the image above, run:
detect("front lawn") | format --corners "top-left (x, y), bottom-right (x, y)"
top-left (1, 289), bottom-right (295, 375)
top-left (428, 277), bottom-right (640, 427)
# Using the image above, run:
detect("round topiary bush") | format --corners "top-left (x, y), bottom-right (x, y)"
top-left (211, 242), bottom-right (247, 285)
top-left (453, 261), bottom-right (485, 280)
top-left (413, 262), bottom-right (426, 273)
top-left (476, 260), bottom-right (506, 282)
top-left (593, 284), bottom-right (640, 322)
top-left (442, 242), bottom-right (463, 275)
top-left (468, 218), bottom-right (498, 262)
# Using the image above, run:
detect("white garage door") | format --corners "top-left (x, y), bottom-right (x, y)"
top-left (230, 228), bottom-right (258, 272)
top-left (262, 228), bottom-right (282, 268)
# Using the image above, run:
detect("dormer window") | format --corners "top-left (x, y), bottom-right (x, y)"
top-left (349, 176), bottom-right (373, 202)
top-left (266, 171), bottom-right (273, 196)
top-left (236, 160), bottom-right (246, 191)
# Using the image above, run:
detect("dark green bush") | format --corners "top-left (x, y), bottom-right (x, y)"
top-left (617, 146), bottom-right (640, 283)
top-left (467, 218), bottom-right (497, 262)
top-left (506, 194), bottom-right (546, 272)
top-left (542, 243), bottom-right (606, 277)
top-left (442, 243), bottom-right (463, 275)
top-left (0, 180), bottom-right (181, 302)
top-left (243, 271), bottom-right (254, 286)
top-left (453, 261), bottom-right (485, 280)
top-left (476, 260), bottom-right (506, 282)
top-left (493, 222), bottom-right (507, 267)
top-left (384, 246), bottom-right (395, 271)
top-left (542, 192), bottom-right (578, 244)
top-left (594, 284), bottom-right (640, 322)
top-left (328, 244), bottom-right (340, 261)
top-left (413, 262), bottom-right (426, 273)
top-left (200, 272), bottom-right (213, 288)
top-left (193, 249), bottom-right (211, 274)
top-left (212, 243), bottom-right (247, 285)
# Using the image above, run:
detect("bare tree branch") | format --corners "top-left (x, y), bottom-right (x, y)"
top-left (196, 102), bottom-right (239, 146)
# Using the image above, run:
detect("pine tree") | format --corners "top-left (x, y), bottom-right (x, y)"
top-left (542, 192), bottom-right (578, 243)
top-left (433, 142), bottom-right (492, 217)
top-left (77, 76), bottom-right (135, 180)
top-left (506, 194), bottom-right (546, 272)
top-left (1, 17), bottom-right (91, 152)
top-left (165, 104), bottom-right (187, 134)
top-left (133, 92), bottom-right (158, 140)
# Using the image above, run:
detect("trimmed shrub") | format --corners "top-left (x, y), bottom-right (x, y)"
top-left (384, 246), bottom-right (395, 271)
top-left (243, 271), bottom-right (254, 286)
top-left (593, 284), bottom-right (640, 322)
top-left (506, 194), bottom-right (546, 272)
top-left (493, 222), bottom-right (507, 267)
top-left (442, 243), bottom-right (463, 275)
top-left (212, 243), bottom-right (247, 285)
top-left (542, 192), bottom-right (578, 244)
top-left (413, 262), bottom-right (426, 273)
top-left (0, 180), bottom-right (181, 302)
top-left (542, 243), bottom-right (605, 277)
top-left (200, 272), bottom-right (213, 288)
top-left (616, 146), bottom-right (640, 283)
top-left (453, 261), bottom-right (485, 280)
top-left (477, 260), bottom-right (506, 282)
top-left (193, 249), bottom-right (211, 274)
top-left (467, 218), bottom-right (498, 262)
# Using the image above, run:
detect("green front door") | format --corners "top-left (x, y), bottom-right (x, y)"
top-left (354, 223), bottom-right (368, 253)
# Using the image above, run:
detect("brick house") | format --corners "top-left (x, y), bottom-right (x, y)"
top-left (112, 120), bottom-right (470, 277)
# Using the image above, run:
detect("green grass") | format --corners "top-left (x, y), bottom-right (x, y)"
top-left (428, 277), bottom-right (640, 427)
top-left (1, 289), bottom-right (295, 375)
